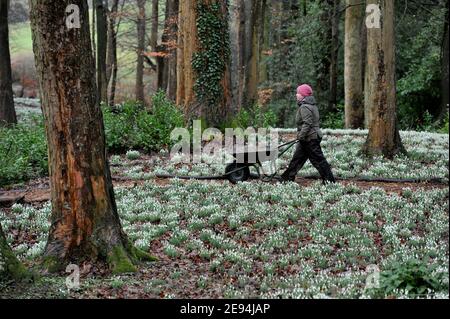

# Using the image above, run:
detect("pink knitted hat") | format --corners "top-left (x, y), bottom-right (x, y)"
top-left (297, 84), bottom-right (313, 97)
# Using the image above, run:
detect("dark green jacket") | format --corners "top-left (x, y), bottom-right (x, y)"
top-left (296, 96), bottom-right (323, 141)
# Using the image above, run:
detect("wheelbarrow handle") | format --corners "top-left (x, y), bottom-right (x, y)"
top-left (278, 138), bottom-right (300, 149)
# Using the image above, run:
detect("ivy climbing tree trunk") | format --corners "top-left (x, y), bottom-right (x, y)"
top-left (177, 0), bottom-right (232, 126)
top-left (29, 0), bottom-right (156, 273)
top-left (0, 222), bottom-right (29, 282)
top-left (0, 0), bottom-right (17, 126)
top-left (363, 0), bottom-right (405, 158)
top-left (344, 0), bottom-right (364, 128)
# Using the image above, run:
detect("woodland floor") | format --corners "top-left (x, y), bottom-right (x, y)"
top-left (0, 131), bottom-right (448, 299)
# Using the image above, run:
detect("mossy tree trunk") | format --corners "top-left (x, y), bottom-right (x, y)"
top-left (0, 0), bottom-right (17, 126)
top-left (363, 0), bottom-right (405, 158)
top-left (0, 223), bottom-right (29, 281)
top-left (29, 0), bottom-right (156, 273)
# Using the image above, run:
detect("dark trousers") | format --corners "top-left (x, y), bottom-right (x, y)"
top-left (281, 139), bottom-right (336, 183)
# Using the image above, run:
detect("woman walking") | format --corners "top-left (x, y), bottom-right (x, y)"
top-left (280, 84), bottom-right (336, 184)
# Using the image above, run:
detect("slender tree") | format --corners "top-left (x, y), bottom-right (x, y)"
top-left (165, 0), bottom-right (179, 101)
top-left (96, 0), bottom-right (108, 103)
top-left (106, 0), bottom-right (120, 106)
top-left (329, 0), bottom-right (340, 113)
top-left (363, 0), bottom-right (405, 158)
top-left (439, 0), bottom-right (449, 121)
top-left (29, 0), bottom-right (156, 272)
top-left (136, 0), bottom-right (146, 104)
top-left (150, 0), bottom-right (159, 52)
top-left (0, 0), bottom-right (17, 126)
top-left (229, 0), bottom-right (265, 112)
top-left (344, 0), bottom-right (364, 128)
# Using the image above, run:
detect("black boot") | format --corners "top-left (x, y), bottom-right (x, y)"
top-left (318, 161), bottom-right (336, 184)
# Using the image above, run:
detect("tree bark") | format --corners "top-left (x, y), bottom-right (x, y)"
top-left (136, 0), bottom-right (146, 104)
top-left (439, 0), bottom-right (449, 121)
top-left (177, 0), bottom-right (232, 126)
top-left (29, 0), bottom-right (155, 273)
top-left (107, 0), bottom-right (119, 106)
top-left (344, 0), bottom-right (364, 128)
top-left (363, 0), bottom-right (405, 158)
top-left (0, 0), bottom-right (17, 126)
top-left (166, 0), bottom-right (179, 101)
top-left (329, 0), bottom-right (340, 113)
top-left (259, 0), bottom-right (269, 84)
top-left (316, 0), bottom-right (332, 110)
top-left (229, 0), bottom-right (264, 111)
top-left (0, 222), bottom-right (29, 281)
top-left (150, 0), bottom-right (159, 52)
top-left (229, 0), bottom-right (245, 113)
top-left (96, 0), bottom-right (108, 103)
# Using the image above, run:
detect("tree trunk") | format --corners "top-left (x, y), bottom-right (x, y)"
top-left (96, 0), bottom-right (108, 103)
top-left (344, 0), bottom-right (364, 128)
top-left (136, 0), bottom-right (146, 104)
top-left (156, 0), bottom-right (167, 92)
top-left (177, 0), bottom-right (232, 126)
top-left (107, 0), bottom-right (119, 106)
top-left (229, 0), bottom-right (245, 113)
top-left (244, 0), bottom-right (263, 107)
top-left (150, 0), bottom-right (159, 52)
top-left (316, 0), bottom-right (332, 110)
top-left (0, 0), bottom-right (17, 126)
top-left (259, 0), bottom-right (269, 84)
top-left (439, 0), bottom-right (449, 121)
top-left (29, 0), bottom-right (155, 273)
top-left (229, 0), bottom-right (263, 111)
top-left (0, 222), bottom-right (29, 281)
top-left (363, 0), bottom-right (405, 158)
top-left (329, 0), bottom-right (340, 113)
top-left (166, 0), bottom-right (179, 101)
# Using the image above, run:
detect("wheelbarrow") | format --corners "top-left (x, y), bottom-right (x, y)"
top-left (156, 139), bottom-right (300, 184)
top-left (224, 138), bottom-right (300, 184)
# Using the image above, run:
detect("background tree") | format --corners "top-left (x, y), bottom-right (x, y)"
top-left (29, 0), bottom-right (155, 272)
top-left (163, 0), bottom-right (179, 101)
top-left (177, 0), bottom-right (232, 126)
top-left (363, 0), bottom-right (405, 158)
top-left (0, 0), bottom-right (17, 126)
top-left (136, 0), bottom-right (146, 104)
top-left (439, 0), bottom-right (449, 121)
top-left (344, 0), bottom-right (364, 128)
top-left (96, 0), bottom-right (108, 103)
top-left (106, 0), bottom-right (121, 106)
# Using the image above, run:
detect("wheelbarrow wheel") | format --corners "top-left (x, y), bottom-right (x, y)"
top-left (225, 163), bottom-right (250, 184)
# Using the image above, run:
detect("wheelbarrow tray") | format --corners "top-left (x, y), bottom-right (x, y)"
top-left (231, 146), bottom-right (279, 164)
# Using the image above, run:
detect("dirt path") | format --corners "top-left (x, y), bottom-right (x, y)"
top-left (1, 175), bottom-right (447, 206)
